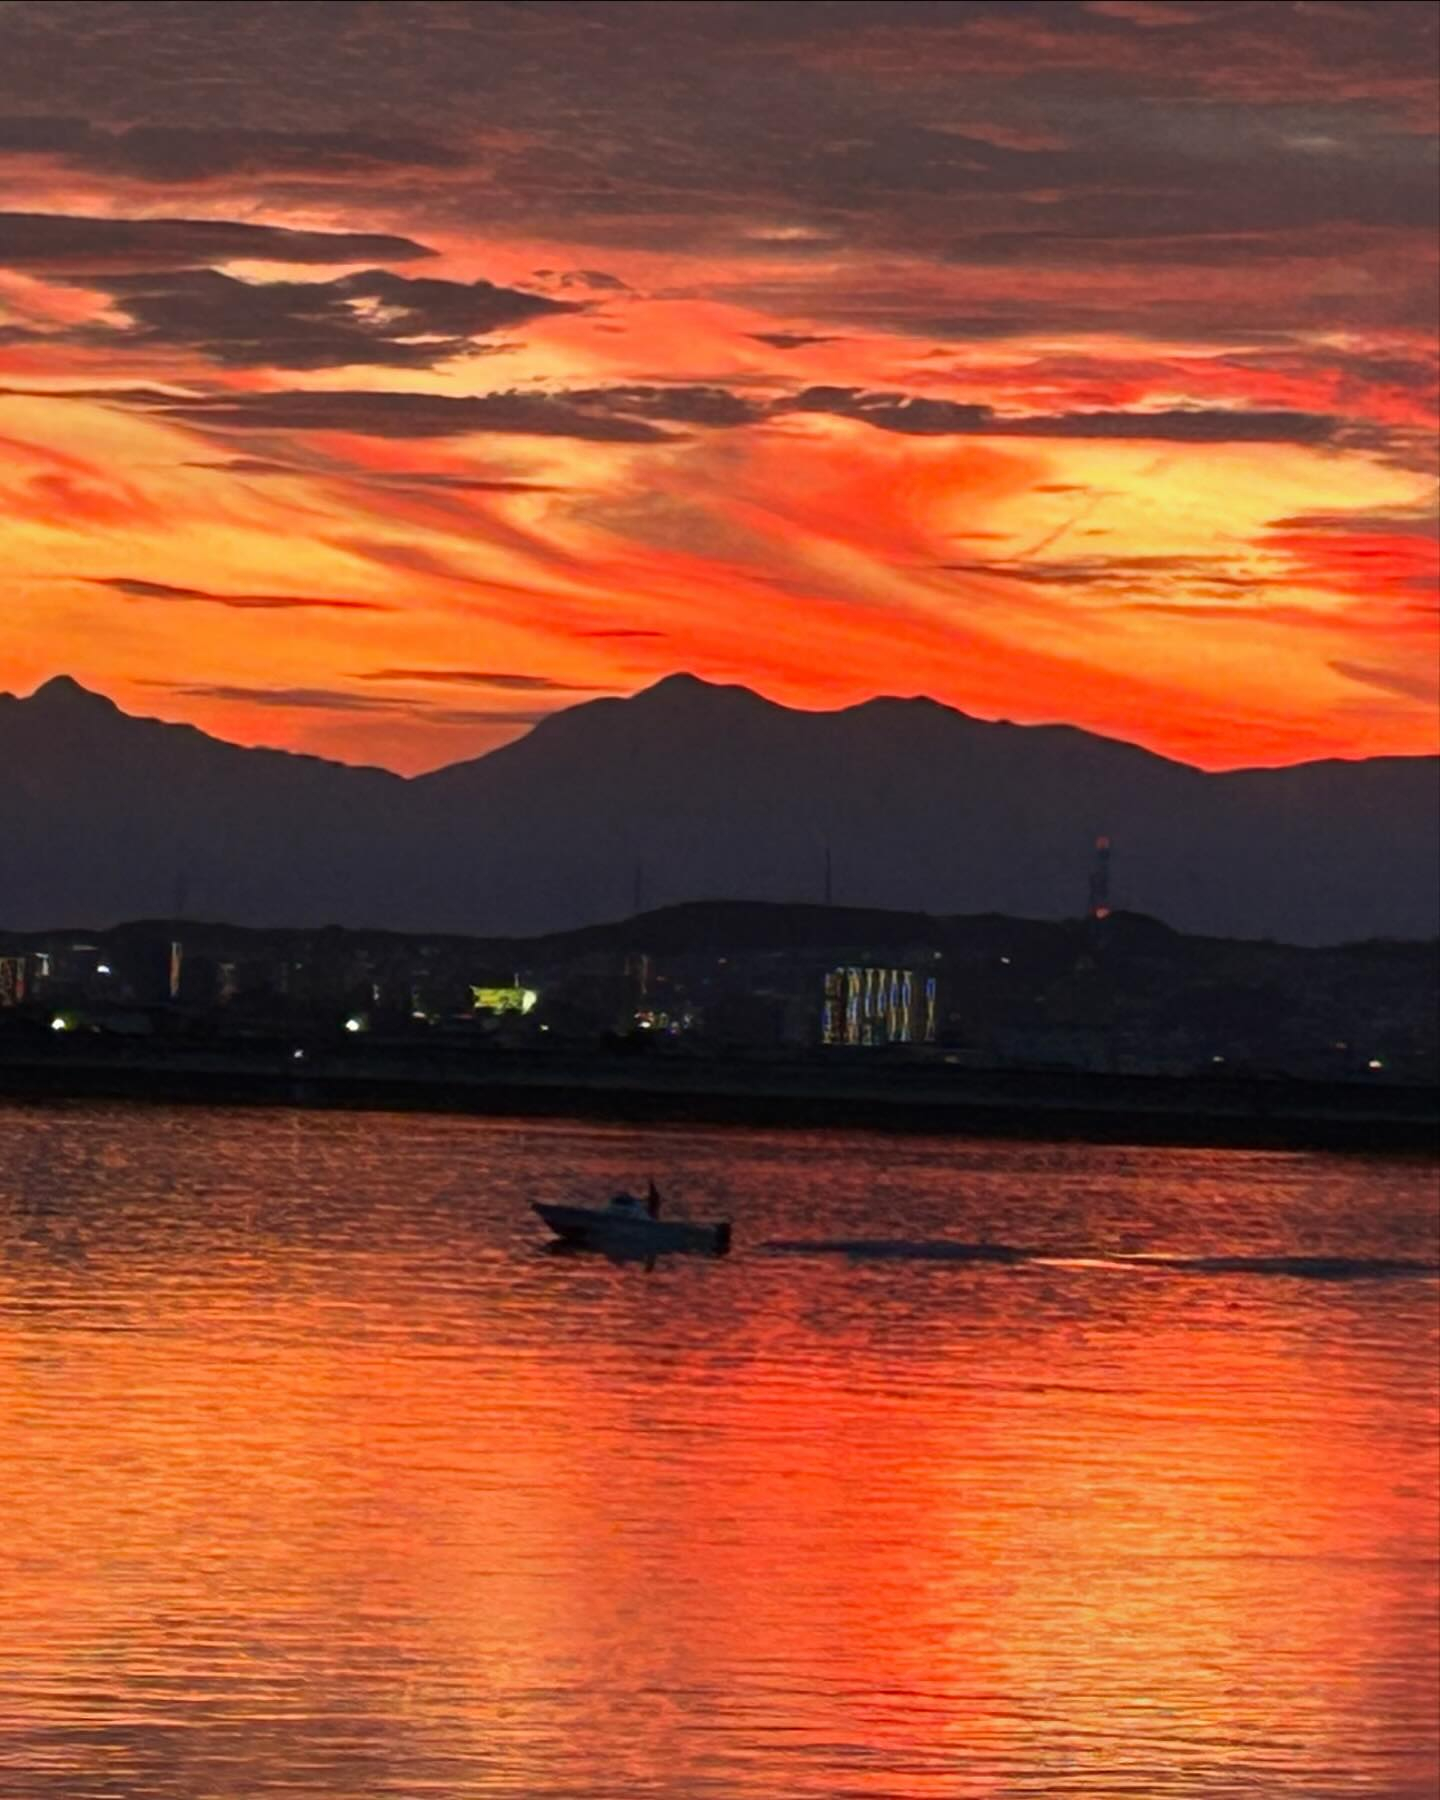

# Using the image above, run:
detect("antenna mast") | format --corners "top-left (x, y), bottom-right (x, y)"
top-left (1087, 836), bottom-right (1112, 921)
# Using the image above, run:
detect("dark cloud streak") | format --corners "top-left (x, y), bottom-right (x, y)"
top-left (784, 388), bottom-right (1346, 444)
top-left (747, 332), bottom-right (844, 350)
top-left (1330, 660), bottom-right (1440, 702)
top-left (941, 554), bottom-right (1245, 589)
top-left (0, 211), bottom-right (433, 270)
top-left (150, 680), bottom-right (557, 725)
top-left (145, 389), bottom-right (675, 442)
top-left (89, 577), bottom-right (393, 611)
top-left (357, 668), bottom-right (610, 691)
top-left (68, 266), bottom-right (577, 370)
top-left (0, 115), bottom-right (465, 181)
top-left (93, 379), bottom-right (1365, 452)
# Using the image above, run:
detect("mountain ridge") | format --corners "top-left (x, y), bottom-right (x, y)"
top-left (3, 673), bottom-right (1436, 942)
top-left (19, 670), bottom-right (1429, 781)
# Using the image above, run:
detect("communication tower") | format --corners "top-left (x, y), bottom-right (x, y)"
top-left (1087, 836), bottom-right (1112, 921)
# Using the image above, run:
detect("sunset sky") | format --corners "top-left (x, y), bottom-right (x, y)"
top-left (1, 0), bottom-right (1436, 773)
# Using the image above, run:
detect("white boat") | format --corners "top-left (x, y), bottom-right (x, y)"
top-left (533, 1186), bottom-right (731, 1256)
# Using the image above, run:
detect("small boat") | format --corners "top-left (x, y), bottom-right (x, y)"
top-left (533, 1184), bottom-right (731, 1256)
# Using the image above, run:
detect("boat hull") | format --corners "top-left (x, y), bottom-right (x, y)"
top-left (533, 1203), bottom-right (731, 1256)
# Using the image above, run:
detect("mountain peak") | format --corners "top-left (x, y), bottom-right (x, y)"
top-left (641, 671), bottom-right (746, 696)
top-left (632, 671), bottom-right (773, 710)
top-left (28, 675), bottom-right (120, 714)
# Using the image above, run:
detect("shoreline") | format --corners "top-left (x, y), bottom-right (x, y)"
top-left (1, 1045), bottom-right (1435, 1152)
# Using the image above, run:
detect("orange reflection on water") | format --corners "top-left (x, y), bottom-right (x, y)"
top-left (0, 1110), bottom-right (1435, 1798)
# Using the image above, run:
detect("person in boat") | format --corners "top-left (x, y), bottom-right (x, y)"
top-left (606, 1181), bottom-right (663, 1219)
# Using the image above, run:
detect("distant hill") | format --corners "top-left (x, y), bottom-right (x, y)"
top-left (3, 673), bottom-right (1436, 943)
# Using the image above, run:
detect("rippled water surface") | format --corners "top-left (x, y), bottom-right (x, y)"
top-left (1, 1103), bottom-right (1436, 1799)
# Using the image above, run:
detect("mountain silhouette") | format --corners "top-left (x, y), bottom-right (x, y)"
top-left (3, 673), bottom-right (1436, 942)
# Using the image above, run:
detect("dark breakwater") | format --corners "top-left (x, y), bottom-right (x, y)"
top-left (1, 1041), bottom-right (1435, 1151)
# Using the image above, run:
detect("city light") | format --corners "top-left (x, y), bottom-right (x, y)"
top-left (50, 1016), bottom-right (67, 1032)
top-left (1368, 1057), bottom-right (1384, 1071)
top-left (96, 963), bottom-right (112, 976)
top-left (344, 1016), bottom-right (365, 1034)
top-left (822, 966), bottom-right (935, 1047)
top-left (471, 985), bottom-right (538, 1014)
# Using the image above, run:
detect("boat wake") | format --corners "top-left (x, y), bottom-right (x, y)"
top-left (761, 1239), bottom-right (1033, 1263)
top-left (760, 1241), bottom-right (1439, 1280)
top-left (1125, 1253), bottom-right (1440, 1281)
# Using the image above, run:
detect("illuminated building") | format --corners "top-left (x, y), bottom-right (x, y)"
top-left (821, 966), bottom-right (937, 1046)
top-left (471, 984), bottom-right (538, 1014)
